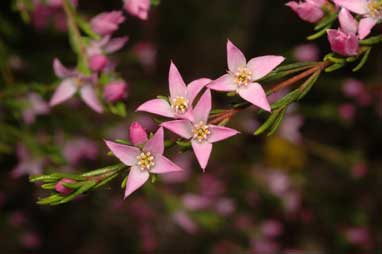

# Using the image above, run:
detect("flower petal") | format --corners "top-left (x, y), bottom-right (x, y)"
top-left (193, 89), bottom-right (212, 123)
top-left (358, 17), bottom-right (377, 40)
top-left (104, 36), bottom-right (129, 53)
top-left (144, 127), bottom-right (164, 155)
top-left (129, 122), bottom-right (148, 146)
top-left (339, 8), bottom-right (358, 34)
top-left (136, 99), bottom-right (175, 118)
top-left (332, 0), bottom-right (369, 15)
top-left (80, 85), bottom-right (104, 113)
top-left (49, 79), bottom-right (77, 107)
top-left (186, 78), bottom-right (211, 104)
top-left (161, 120), bottom-right (193, 139)
top-left (247, 56), bottom-right (285, 81)
top-left (53, 58), bottom-right (76, 78)
top-left (169, 62), bottom-right (187, 98)
top-left (124, 166), bottom-right (150, 199)
top-left (238, 83), bottom-right (271, 112)
top-left (191, 141), bottom-right (212, 171)
top-left (227, 40), bottom-right (246, 72)
top-left (208, 125), bottom-right (239, 143)
top-left (151, 154), bottom-right (183, 174)
top-left (207, 74), bottom-right (236, 92)
top-left (104, 140), bottom-right (140, 166)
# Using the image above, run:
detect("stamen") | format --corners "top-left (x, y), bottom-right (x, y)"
top-left (368, 0), bottom-right (382, 18)
top-left (136, 151), bottom-right (155, 171)
top-left (233, 67), bottom-right (252, 87)
top-left (192, 121), bottom-right (210, 143)
top-left (171, 96), bottom-right (189, 114)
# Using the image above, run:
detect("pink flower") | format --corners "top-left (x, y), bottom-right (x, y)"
top-left (172, 211), bottom-right (198, 234)
top-left (208, 40), bottom-right (284, 112)
top-left (90, 11), bottom-right (125, 36)
top-left (293, 44), bottom-right (320, 62)
top-left (87, 36), bottom-right (129, 57)
top-left (327, 8), bottom-right (360, 56)
top-left (49, 58), bottom-right (103, 113)
top-left (22, 93), bottom-right (50, 124)
top-left (63, 138), bottom-right (99, 165)
top-left (123, 0), bottom-right (151, 20)
top-left (104, 81), bottom-right (128, 102)
top-left (55, 178), bottom-right (76, 195)
top-left (286, 0), bottom-right (327, 23)
top-left (338, 103), bottom-right (356, 120)
top-left (161, 89), bottom-right (239, 170)
top-left (11, 144), bottom-right (43, 178)
top-left (129, 121), bottom-right (148, 146)
top-left (342, 79), bottom-right (365, 97)
top-left (89, 54), bottom-right (109, 72)
top-left (137, 62), bottom-right (211, 120)
top-left (105, 126), bottom-right (183, 198)
top-left (333, 0), bottom-right (382, 39)
top-left (133, 42), bottom-right (157, 71)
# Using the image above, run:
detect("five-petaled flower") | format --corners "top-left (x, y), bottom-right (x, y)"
top-left (208, 40), bottom-right (284, 112)
top-left (286, 0), bottom-right (328, 23)
top-left (49, 58), bottom-right (104, 113)
top-left (333, 0), bottom-right (382, 39)
top-left (161, 89), bottom-right (239, 171)
top-left (105, 124), bottom-right (183, 198)
top-left (137, 62), bottom-right (211, 121)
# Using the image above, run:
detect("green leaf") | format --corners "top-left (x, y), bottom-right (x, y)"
top-left (82, 164), bottom-right (125, 177)
top-left (51, 181), bottom-right (96, 205)
top-left (314, 13), bottom-right (337, 31)
top-left (359, 35), bottom-right (382, 46)
top-left (352, 47), bottom-right (371, 72)
top-left (121, 175), bottom-right (128, 189)
top-left (176, 140), bottom-right (191, 148)
top-left (325, 63), bottom-right (345, 72)
top-left (94, 173), bottom-right (119, 188)
top-left (255, 110), bottom-right (281, 135)
top-left (37, 194), bottom-right (63, 205)
top-left (41, 183), bottom-right (57, 190)
top-left (298, 71), bottom-right (321, 100)
top-left (267, 108), bottom-right (287, 136)
top-left (75, 16), bottom-right (100, 40)
top-left (307, 24), bottom-right (331, 40)
top-left (271, 90), bottom-right (300, 110)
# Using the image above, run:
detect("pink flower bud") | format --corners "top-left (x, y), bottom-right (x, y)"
top-left (123, 0), bottom-right (151, 20)
top-left (286, 0), bottom-right (326, 23)
top-left (103, 81), bottom-right (127, 102)
top-left (55, 178), bottom-right (76, 195)
top-left (342, 79), bottom-right (365, 98)
top-left (338, 103), bottom-right (356, 121)
top-left (90, 11), bottom-right (125, 36)
top-left (327, 29), bottom-right (359, 56)
top-left (129, 121), bottom-right (148, 146)
top-left (294, 44), bottom-right (320, 62)
top-left (89, 54), bottom-right (108, 72)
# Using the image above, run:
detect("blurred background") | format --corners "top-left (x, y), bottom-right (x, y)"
top-left (1, 0), bottom-right (382, 253)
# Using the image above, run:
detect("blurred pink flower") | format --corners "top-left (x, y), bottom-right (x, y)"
top-left (104, 80), bottom-right (128, 103)
top-left (208, 40), bottom-right (284, 111)
top-left (279, 114), bottom-right (304, 144)
top-left (63, 138), bottom-right (98, 165)
top-left (89, 54), bottom-right (109, 72)
top-left (90, 11), bottom-right (125, 36)
top-left (338, 103), bottom-right (356, 121)
top-left (162, 90), bottom-right (239, 170)
top-left (161, 152), bottom-right (192, 183)
top-left (123, 0), bottom-right (151, 20)
top-left (137, 62), bottom-right (210, 121)
top-left (11, 144), bottom-right (43, 178)
top-left (133, 42), bottom-right (157, 71)
top-left (261, 220), bottom-right (283, 238)
top-left (294, 44), bottom-right (320, 62)
top-left (215, 197), bottom-right (235, 216)
top-left (345, 227), bottom-right (371, 247)
top-left (129, 121), bottom-right (148, 146)
top-left (20, 232), bottom-right (41, 249)
top-left (352, 162), bottom-right (368, 178)
top-left (105, 127), bottom-right (183, 198)
top-left (173, 211), bottom-right (198, 234)
top-left (251, 238), bottom-right (280, 254)
top-left (333, 0), bottom-right (381, 39)
top-left (286, 0), bottom-right (327, 23)
top-left (342, 79), bottom-right (365, 97)
top-left (182, 194), bottom-right (211, 210)
top-left (22, 93), bottom-right (50, 124)
top-left (50, 58), bottom-right (103, 113)
top-left (327, 8), bottom-right (359, 56)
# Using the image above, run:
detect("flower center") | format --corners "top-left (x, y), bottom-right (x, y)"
top-left (136, 151), bottom-right (155, 171)
top-left (192, 121), bottom-right (210, 143)
top-left (171, 96), bottom-right (189, 114)
top-left (74, 78), bottom-right (84, 88)
top-left (368, 0), bottom-right (382, 18)
top-left (234, 67), bottom-right (252, 87)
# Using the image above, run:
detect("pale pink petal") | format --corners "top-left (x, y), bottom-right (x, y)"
top-left (49, 79), bottom-right (77, 106)
top-left (136, 99), bottom-right (175, 118)
top-left (339, 8), bottom-right (358, 34)
top-left (193, 89), bottom-right (212, 123)
top-left (104, 140), bottom-right (140, 166)
top-left (124, 166), bottom-right (150, 198)
top-left (53, 58), bottom-right (75, 78)
top-left (80, 85), bottom-right (104, 113)
top-left (191, 141), bottom-right (212, 171)
top-left (358, 17), bottom-right (377, 40)
top-left (169, 62), bottom-right (187, 98)
top-left (247, 56), bottom-right (285, 81)
top-left (208, 125), bottom-right (239, 143)
top-left (104, 36), bottom-right (129, 53)
top-left (186, 78), bottom-right (211, 104)
top-left (227, 40), bottom-right (246, 72)
top-left (144, 127), bottom-right (164, 155)
top-left (332, 0), bottom-right (369, 15)
top-left (207, 74), bottom-right (236, 92)
top-left (238, 83), bottom-right (271, 112)
top-left (161, 120), bottom-right (193, 139)
top-left (150, 154), bottom-right (183, 174)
